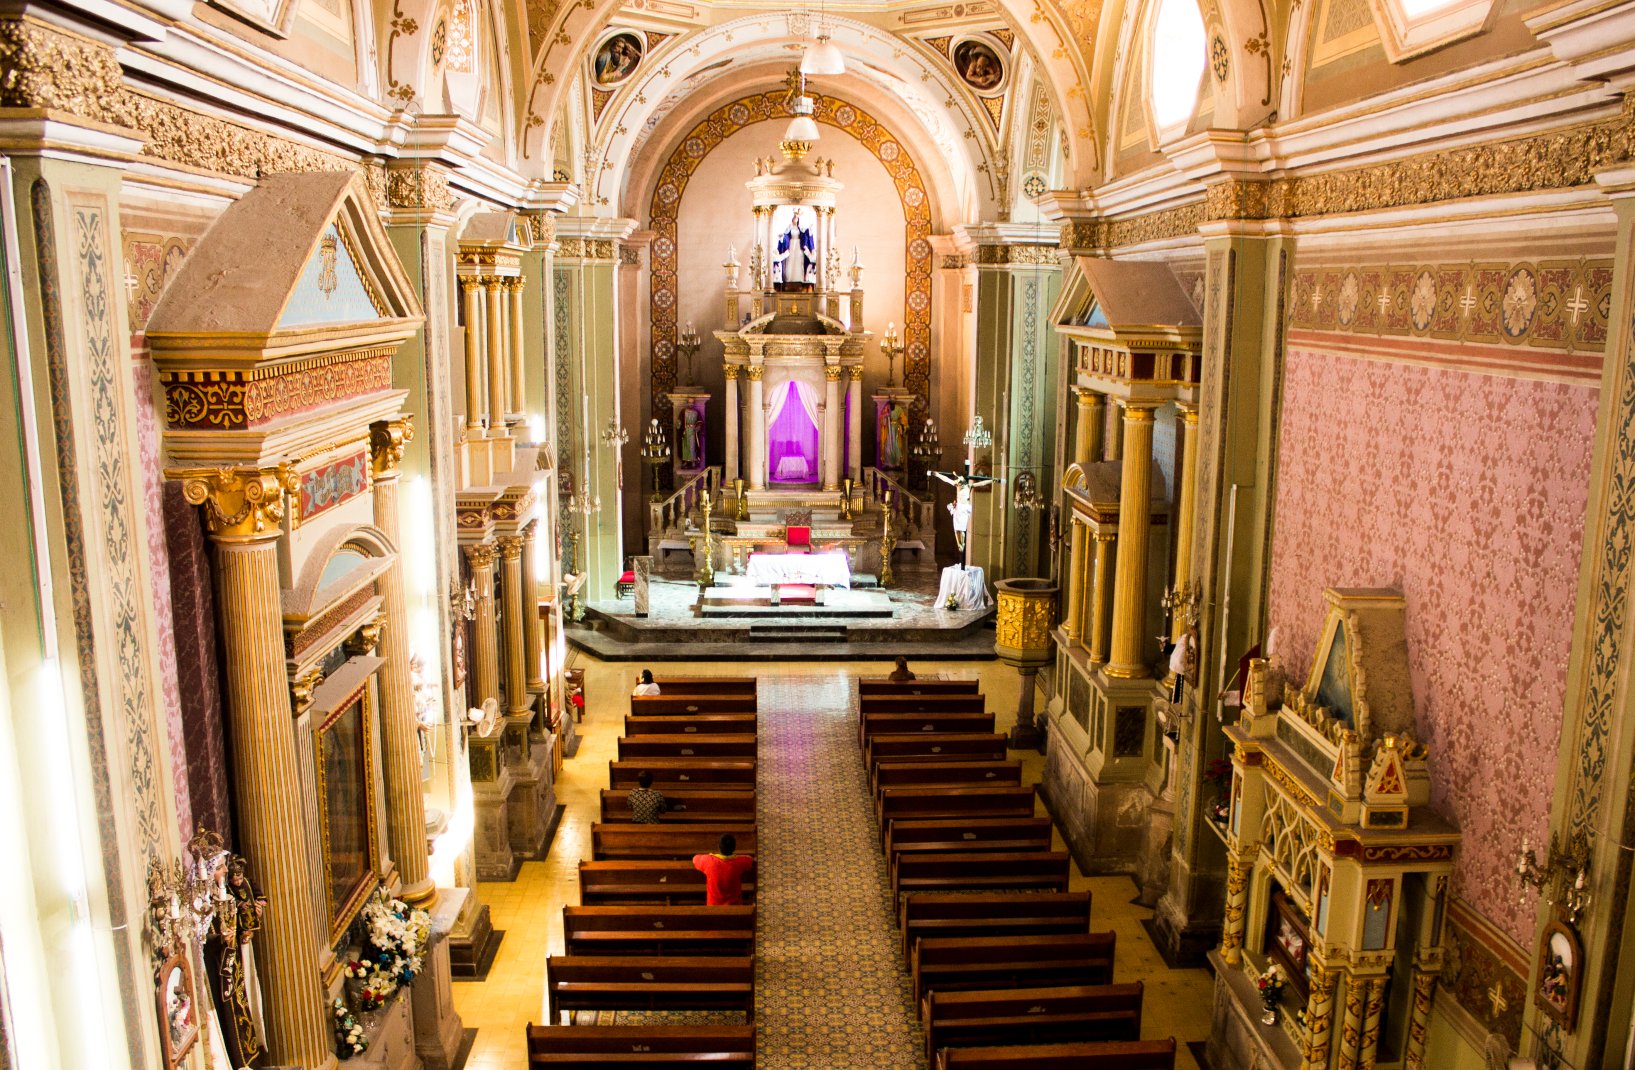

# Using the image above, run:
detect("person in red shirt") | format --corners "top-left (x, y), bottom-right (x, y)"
top-left (692, 834), bottom-right (754, 906)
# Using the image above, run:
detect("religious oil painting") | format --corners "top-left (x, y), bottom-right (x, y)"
top-left (157, 952), bottom-right (198, 1067)
top-left (593, 31), bottom-right (644, 86)
top-left (1535, 920), bottom-right (1581, 1029)
top-left (316, 689), bottom-right (377, 939)
top-left (953, 38), bottom-right (1006, 94)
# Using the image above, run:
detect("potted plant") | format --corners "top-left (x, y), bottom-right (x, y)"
top-left (1256, 963), bottom-right (1286, 1026)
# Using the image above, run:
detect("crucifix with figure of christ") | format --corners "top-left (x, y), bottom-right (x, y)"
top-left (931, 460), bottom-right (1002, 566)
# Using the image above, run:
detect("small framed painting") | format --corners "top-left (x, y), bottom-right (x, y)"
top-left (1535, 919), bottom-right (1582, 1030)
top-left (592, 31), bottom-right (645, 87)
top-left (157, 952), bottom-right (199, 1066)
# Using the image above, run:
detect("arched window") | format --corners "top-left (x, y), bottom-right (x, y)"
top-left (1149, 0), bottom-right (1206, 134)
top-left (1373, 0), bottom-right (1493, 61)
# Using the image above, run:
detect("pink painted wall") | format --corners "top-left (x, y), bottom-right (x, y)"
top-left (1266, 347), bottom-right (1595, 944)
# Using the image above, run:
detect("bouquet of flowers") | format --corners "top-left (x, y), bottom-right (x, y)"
top-left (1256, 963), bottom-right (1286, 1025)
top-left (344, 889), bottom-right (433, 1013)
top-left (332, 997), bottom-right (367, 1057)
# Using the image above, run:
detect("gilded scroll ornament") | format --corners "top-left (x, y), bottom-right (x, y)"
top-left (176, 466), bottom-right (296, 540)
top-left (369, 415), bottom-right (416, 478)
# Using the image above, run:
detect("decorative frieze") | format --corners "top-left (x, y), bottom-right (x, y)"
top-left (385, 165), bottom-right (454, 211)
top-left (973, 243), bottom-right (1060, 266)
top-left (161, 350), bottom-right (395, 430)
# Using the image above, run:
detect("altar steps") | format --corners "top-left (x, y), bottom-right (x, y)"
top-left (748, 624), bottom-right (850, 641)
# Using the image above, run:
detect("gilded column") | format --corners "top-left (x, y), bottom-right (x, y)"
top-left (723, 364), bottom-right (741, 482)
top-left (369, 419), bottom-right (433, 905)
top-left (1073, 388), bottom-right (1104, 467)
top-left (1062, 518), bottom-right (1089, 641)
top-left (822, 364), bottom-right (842, 490)
top-left (1088, 531), bottom-right (1115, 663)
top-left (461, 277), bottom-right (486, 432)
top-left (1171, 403), bottom-right (1200, 642)
top-left (1337, 975), bottom-right (1367, 1070)
top-left (520, 521), bottom-right (546, 693)
top-left (178, 468), bottom-right (334, 1069)
top-left (1104, 404), bottom-right (1123, 462)
top-left (508, 276), bottom-right (528, 423)
top-left (498, 536), bottom-right (529, 716)
top-left (1105, 402), bottom-right (1157, 678)
top-left (1402, 970), bottom-right (1437, 1069)
top-left (467, 544), bottom-right (500, 707)
top-left (1358, 976), bottom-right (1387, 1070)
top-left (485, 277), bottom-right (508, 435)
top-left (747, 365), bottom-right (767, 491)
top-left (847, 366), bottom-right (864, 483)
top-left (1218, 846), bottom-right (1251, 967)
top-left (1301, 965), bottom-right (1338, 1070)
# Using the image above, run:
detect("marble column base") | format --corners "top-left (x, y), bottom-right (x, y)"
top-left (473, 775), bottom-right (519, 882)
top-left (1039, 729), bottom-right (1150, 875)
top-left (448, 896), bottom-right (501, 981)
top-left (1135, 795), bottom-right (1174, 908)
top-left (559, 708), bottom-right (581, 758)
top-left (1151, 856), bottom-right (1227, 967)
top-left (507, 738), bottom-right (558, 860)
top-left (412, 888), bottom-right (468, 1070)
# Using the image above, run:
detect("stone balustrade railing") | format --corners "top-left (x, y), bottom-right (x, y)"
top-left (649, 466), bottom-right (722, 535)
top-left (863, 467), bottom-right (934, 541)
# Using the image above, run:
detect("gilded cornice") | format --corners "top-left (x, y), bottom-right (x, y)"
top-left (161, 349), bottom-right (395, 431)
top-left (0, 16), bottom-right (123, 118)
top-left (173, 465), bottom-right (296, 541)
top-left (369, 415), bottom-right (414, 478)
top-left (385, 165), bottom-right (454, 211)
top-left (973, 243), bottom-right (1061, 266)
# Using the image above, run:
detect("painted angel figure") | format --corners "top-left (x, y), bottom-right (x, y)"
top-left (932, 462), bottom-right (1002, 555)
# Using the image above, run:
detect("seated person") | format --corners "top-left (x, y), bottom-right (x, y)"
top-left (628, 770), bottom-right (666, 824)
top-left (888, 656), bottom-right (915, 682)
top-left (693, 833), bottom-right (754, 906)
top-left (631, 669), bottom-right (661, 696)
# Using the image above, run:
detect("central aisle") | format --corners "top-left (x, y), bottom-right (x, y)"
top-left (756, 673), bottom-right (927, 1068)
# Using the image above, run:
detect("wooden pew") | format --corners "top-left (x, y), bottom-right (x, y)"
top-left (631, 694), bottom-right (757, 716)
top-left (626, 714), bottom-right (758, 736)
top-left (649, 677), bottom-right (757, 695)
top-left (601, 789), bottom-right (757, 823)
top-left (578, 859), bottom-right (757, 906)
top-left (866, 733), bottom-right (1009, 768)
top-left (591, 823), bottom-right (757, 861)
top-left (898, 892), bottom-right (1093, 963)
top-left (608, 759), bottom-right (756, 790)
top-left (859, 712), bottom-right (996, 747)
top-left (911, 932), bottom-right (1115, 1004)
top-left (893, 851), bottom-right (1071, 903)
top-left (544, 956), bottom-right (754, 1022)
top-left (934, 1038), bottom-right (1176, 1070)
top-left (872, 760), bottom-right (1022, 796)
top-left (561, 905), bottom-right (756, 957)
top-left (859, 694), bottom-right (986, 715)
top-left (886, 818), bottom-right (1054, 883)
top-left (877, 786), bottom-right (1037, 844)
top-left (859, 679), bottom-right (982, 695)
top-left (525, 1024), bottom-right (756, 1068)
top-left (617, 734), bottom-right (757, 760)
top-left (923, 983), bottom-right (1144, 1063)
top-left (889, 830), bottom-right (1058, 890)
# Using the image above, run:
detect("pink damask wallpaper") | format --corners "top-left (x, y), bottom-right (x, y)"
top-left (1266, 348), bottom-right (1596, 945)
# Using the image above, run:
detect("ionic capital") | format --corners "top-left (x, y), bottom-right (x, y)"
top-left (173, 465), bottom-right (295, 541)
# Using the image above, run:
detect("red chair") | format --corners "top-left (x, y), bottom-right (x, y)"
top-left (615, 570), bottom-right (635, 597)
top-left (785, 525), bottom-right (812, 554)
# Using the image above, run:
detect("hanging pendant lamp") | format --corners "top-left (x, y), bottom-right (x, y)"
top-left (785, 92), bottom-right (820, 141)
top-left (801, 34), bottom-right (845, 75)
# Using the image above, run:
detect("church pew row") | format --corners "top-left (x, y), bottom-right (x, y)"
top-left (648, 677), bottom-right (758, 696)
top-left (626, 713), bottom-right (758, 736)
top-left (885, 818), bottom-right (1055, 888)
top-left (892, 851), bottom-right (1072, 904)
top-left (858, 711), bottom-right (996, 747)
top-left (922, 983), bottom-right (1144, 1064)
top-left (934, 1039), bottom-right (1176, 1070)
top-left (591, 823), bottom-right (758, 861)
top-left (872, 759), bottom-right (1022, 796)
top-left (631, 694), bottom-right (758, 716)
top-left (601, 789), bottom-right (757, 823)
top-left (877, 785), bottom-right (1037, 845)
top-left (859, 693), bottom-right (986, 716)
top-left (578, 859), bottom-right (757, 906)
top-left (898, 891), bottom-right (1094, 964)
top-left (617, 733), bottom-right (758, 760)
top-left (525, 1024), bottom-right (757, 1068)
top-left (544, 956), bottom-right (755, 1023)
top-left (562, 905), bottom-right (756, 957)
top-left (910, 932), bottom-right (1116, 1005)
top-left (866, 733), bottom-right (1009, 769)
top-left (858, 678), bottom-right (982, 695)
top-left (608, 758), bottom-right (756, 790)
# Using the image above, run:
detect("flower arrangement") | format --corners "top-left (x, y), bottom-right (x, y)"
top-left (332, 997), bottom-right (367, 1057)
top-left (343, 890), bottom-right (432, 1013)
top-left (1256, 963), bottom-right (1286, 1025)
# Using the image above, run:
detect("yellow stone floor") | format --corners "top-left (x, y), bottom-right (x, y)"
top-left (451, 654), bottom-right (1211, 1069)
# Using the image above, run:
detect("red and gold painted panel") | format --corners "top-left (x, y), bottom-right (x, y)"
top-left (647, 91), bottom-right (934, 419)
top-left (297, 451), bottom-right (369, 524)
top-left (161, 350), bottom-right (394, 430)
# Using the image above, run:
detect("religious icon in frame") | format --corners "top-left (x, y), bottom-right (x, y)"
top-left (156, 951), bottom-right (199, 1066)
top-left (952, 37), bottom-right (1006, 95)
top-left (592, 31), bottom-right (644, 87)
top-left (1535, 919), bottom-right (1582, 1030)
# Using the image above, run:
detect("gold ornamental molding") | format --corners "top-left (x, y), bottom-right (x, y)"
top-left (173, 465), bottom-right (296, 541)
top-left (464, 542), bottom-right (498, 569)
top-left (369, 415), bottom-right (415, 478)
top-left (160, 349), bottom-right (395, 430)
top-left (973, 243), bottom-right (1061, 266)
top-left (384, 164), bottom-right (454, 211)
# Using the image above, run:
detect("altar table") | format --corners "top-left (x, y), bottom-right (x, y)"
top-left (774, 455), bottom-right (813, 480)
top-left (746, 551), bottom-right (851, 589)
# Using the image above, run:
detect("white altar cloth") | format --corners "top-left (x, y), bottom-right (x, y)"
top-left (938, 564), bottom-right (989, 610)
top-left (746, 551), bottom-right (851, 588)
top-left (774, 455), bottom-right (812, 480)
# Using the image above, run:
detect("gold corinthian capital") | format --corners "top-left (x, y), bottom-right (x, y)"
top-left (172, 465), bottom-right (296, 541)
top-left (370, 415), bottom-right (417, 478)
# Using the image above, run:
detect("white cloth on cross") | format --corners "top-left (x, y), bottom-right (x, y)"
top-left (938, 565), bottom-right (989, 610)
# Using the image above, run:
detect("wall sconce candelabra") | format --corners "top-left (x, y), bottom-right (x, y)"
top-left (880, 322), bottom-right (905, 387)
top-left (1011, 470), bottom-right (1040, 512)
top-left (1162, 578), bottom-right (1202, 633)
top-left (677, 322), bottom-right (702, 385)
top-left (641, 418), bottom-right (672, 502)
top-left (1518, 831), bottom-right (1593, 924)
top-left (912, 417), bottom-right (940, 489)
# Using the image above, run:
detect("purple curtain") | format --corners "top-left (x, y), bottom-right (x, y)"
top-left (768, 381), bottom-right (819, 483)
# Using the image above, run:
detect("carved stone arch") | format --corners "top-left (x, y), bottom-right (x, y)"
top-left (287, 524), bottom-right (399, 626)
top-left (1277, 0), bottom-right (1318, 120)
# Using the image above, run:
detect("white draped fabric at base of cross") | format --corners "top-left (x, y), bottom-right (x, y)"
top-left (937, 564), bottom-right (989, 609)
top-left (746, 551), bottom-right (852, 588)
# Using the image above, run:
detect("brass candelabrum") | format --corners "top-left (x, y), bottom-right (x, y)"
top-left (734, 477), bottom-right (749, 520)
top-left (912, 417), bottom-right (940, 490)
top-left (840, 476), bottom-right (854, 520)
top-left (880, 322), bottom-right (905, 388)
top-left (641, 418), bottom-right (672, 503)
top-left (1518, 830), bottom-right (1593, 924)
top-left (677, 322), bottom-right (702, 384)
top-left (879, 489), bottom-right (897, 588)
top-left (694, 494), bottom-right (717, 588)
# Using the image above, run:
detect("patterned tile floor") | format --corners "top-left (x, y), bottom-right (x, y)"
top-left (450, 656), bottom-right (1211, 1069)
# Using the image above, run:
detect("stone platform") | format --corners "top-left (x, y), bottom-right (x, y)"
top-left (699, 586), bottom-right (895, 617)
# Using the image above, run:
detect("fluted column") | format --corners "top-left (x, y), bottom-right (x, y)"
top-left (1062, 518), bottom-right (1089, 640)
top-left (847, 366), bottom-right (863, 483)
top-left (178, 468), bottom-right (335, 1070)
top-left (1088, 531), bottom-right (1114, 663)
top-left (747, 365), bottom-right (766, 490)
top-left (461, 277), bottom-right (485, 432)
top-left (498, 535), bottom-right (529, 717)
top-left (723, 364), bottom-right (740, 482)
top-left (1073, 388), bottom-right (1103, 467)
top-left (1104, 404), bottom-right (1123, 461)
top-left (369, 419), bottom-right (433, 905)
top-left (467, 544), bottom-right (499, 707)
top-left (1106, 401), bottom-right (1157, 678)
top-left (508, 276), bottom-right (527, 423)
top-left (485, 278), bottom-right (508, 436)
top-left (520, 521), bottom-right (546, 693)
top-left (1171, 403), bottom-right (1200, 642)
top-left (822, 364), bottom-right (842, 490)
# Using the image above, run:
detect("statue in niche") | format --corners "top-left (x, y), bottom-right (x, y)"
top-left (772, 207), bottom-right (817, 289)
top-left (679, 404), bottom-right (705, 470)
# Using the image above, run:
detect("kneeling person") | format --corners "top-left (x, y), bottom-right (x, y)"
top-left (693, 833), bottom-right (754, 906)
